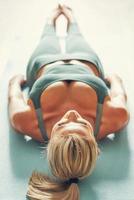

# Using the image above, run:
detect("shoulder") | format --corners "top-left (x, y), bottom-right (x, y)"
top-left (99, 96), bottom-right (130, 138)
top-left (11, 100), bottom-right (34, 133)
top-left (11, 99), bottom-right (44, 142)
top-left (10, 99), bottom-right (35, 134)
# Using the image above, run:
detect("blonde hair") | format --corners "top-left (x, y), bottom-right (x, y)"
top-left (27, 132), bottom-right (99, 200)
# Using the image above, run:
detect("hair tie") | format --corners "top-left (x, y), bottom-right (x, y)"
top-left (64, 178), bottom-right (79, 184)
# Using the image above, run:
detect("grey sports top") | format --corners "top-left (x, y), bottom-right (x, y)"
top-left (27, 52), bottom-right (105, 89)
top-left (29, 63), bottom-right (108, 141)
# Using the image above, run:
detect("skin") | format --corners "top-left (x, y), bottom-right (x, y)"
top-left (8, 5), bottom-right (129, 142)
top-left (51, 110), bottom-right (94, 138)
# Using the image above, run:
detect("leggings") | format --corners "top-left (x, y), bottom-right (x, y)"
top-left (29, 19), bottom-right (97, 57)
top-left (26, 17), bottom-right (104, 87)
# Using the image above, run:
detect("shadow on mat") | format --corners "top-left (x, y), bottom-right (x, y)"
top-left (8, 124), bottom-right (50, 179)
top-left (92, 127), bottom-right (130, 182)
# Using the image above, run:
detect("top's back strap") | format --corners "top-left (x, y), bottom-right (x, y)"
top-left (94, 103), bottom-right (103, 137)
top-left (35, 108), bottom-right (49, 142)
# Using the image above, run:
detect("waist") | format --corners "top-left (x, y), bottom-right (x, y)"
top-left (36, 59), bottom-right (99, 79)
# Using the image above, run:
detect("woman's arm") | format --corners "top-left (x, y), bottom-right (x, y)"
top-left (98, 74), bottom-right (130, 139)
top-left (8, 75), bottom-right (44, 142)
top-left (106, 74), bottom-right (129, 127)
top-left (8, 75), bottom-right (31, 132)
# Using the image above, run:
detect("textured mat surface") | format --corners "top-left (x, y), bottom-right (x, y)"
top-left (0, 1), bottom-right (134, 200)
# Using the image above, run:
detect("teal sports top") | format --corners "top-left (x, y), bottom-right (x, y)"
top-left (27, 52), bottom-right (105, 89)
top-left (28, 63), bottom-right (109, 142)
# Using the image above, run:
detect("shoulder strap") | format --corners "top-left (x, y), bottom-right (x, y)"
top-left (94, 103), bottom-right (103, 137)
top-left (35, 108), bottom-right (49, 142)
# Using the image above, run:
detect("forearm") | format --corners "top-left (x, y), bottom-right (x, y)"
top-left (109, 76), bottom-right (127, 104)
top-left (8, 76), bottom-right (28, 119)
top-left (8, 82), bottom-right (24, 101)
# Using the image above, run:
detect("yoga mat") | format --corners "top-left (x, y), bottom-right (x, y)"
top-left (0, 38), bottom-right (133, 200)
top-left (0, 1), bottom-right (134, 199)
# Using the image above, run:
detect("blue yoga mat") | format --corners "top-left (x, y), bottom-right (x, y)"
top-left (0, 54), bottom-right (133, 200)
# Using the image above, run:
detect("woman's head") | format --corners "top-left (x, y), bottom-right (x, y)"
top-left (27, 110), bottom-right (100, 200)
top-left (51, 110), bottom-right (94, 138)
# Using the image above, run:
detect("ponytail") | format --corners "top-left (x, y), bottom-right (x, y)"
top-left (27, 132), bottom-right (99, 200)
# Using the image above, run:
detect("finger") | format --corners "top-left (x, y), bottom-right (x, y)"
top-left (58, 3), bottom-right (63, 10)
top-left (62, 4), bottom-right (72, 11)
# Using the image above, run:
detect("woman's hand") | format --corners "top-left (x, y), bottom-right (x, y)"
top-left (105, 73), bottom-right (123, 85)
top-left (48, 4), bottom-right (74, 31)
top-left (9, 74), bottom-right (26, 87)
top-left (59, 4), bottom-right (75, 30)
top-left (47, 4), bottom-right (63, 27)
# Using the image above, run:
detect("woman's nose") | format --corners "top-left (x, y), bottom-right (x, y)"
top-left (64, 110), bottom-right (81, 121)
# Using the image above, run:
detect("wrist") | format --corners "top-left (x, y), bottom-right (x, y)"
top-left (9, 75), bottom-right (25, 87)
top-left (111, 74), bottom-right (123, 84)
top-left (9, 80), bottom-right (21, 89)
top-left (8, 84), bottom-right (22, 100)
top-left (105, 74), bottom-right (123, 85)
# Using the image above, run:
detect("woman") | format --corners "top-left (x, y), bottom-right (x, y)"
top-left (8, 4), bottom-right (129, 200)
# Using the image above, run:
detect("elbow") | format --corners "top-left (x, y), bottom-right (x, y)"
top-left (10, 113), bottom-right (20, 132)
top-left (121, 108), bottom-right (130, 126)
top-left (10, 113), bottom-right (24, 133)
top-left (115, 108), bottom-right (130, 131)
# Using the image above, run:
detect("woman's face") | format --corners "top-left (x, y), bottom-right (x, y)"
top-left (51, 110), bottom-right (93, 137)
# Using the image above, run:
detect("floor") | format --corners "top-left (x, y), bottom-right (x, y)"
top-left (0, 0), bottom-right (134, 200)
